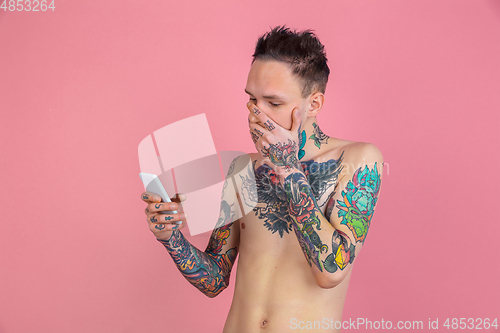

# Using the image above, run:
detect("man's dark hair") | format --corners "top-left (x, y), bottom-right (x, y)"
top-left (252, 25), bottom-right (330, 99)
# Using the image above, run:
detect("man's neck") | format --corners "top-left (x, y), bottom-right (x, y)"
top-left (297, 116), bottom-right (330, 162)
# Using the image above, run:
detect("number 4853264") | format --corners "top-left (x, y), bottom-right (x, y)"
top-left (1, 0), bottom-right (55, 11)
top-left (443, 318), bottom-right (498, 330)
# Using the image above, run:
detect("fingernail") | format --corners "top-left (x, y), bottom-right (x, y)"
top-left (181, 213), bottom-right (188, 220)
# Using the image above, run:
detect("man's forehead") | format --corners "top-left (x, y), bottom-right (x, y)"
top-left (245, 60), bottom-right (301, 98)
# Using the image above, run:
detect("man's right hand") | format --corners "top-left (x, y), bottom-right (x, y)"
top-left (141, 192), bottom-right (188, 241)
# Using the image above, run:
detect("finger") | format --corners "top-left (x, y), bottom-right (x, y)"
top-left (247, 102), bottom-right (278, 131)
top-left (153, 223), bottom-right (183, 231)
top-left (290, 107), bottom-right (302, 132)
top-left (247, 101), bottom-right (262, 115)
top-left (248, 113), bottom-right (253, 125)
top-left (141, 192), bottom-right (162, 203)
top-left (248, 112), bottom-right (263, 129)
top-left (248, 110), bottom-right (261, 123)
top-left (149, 212), bottom-right (187, 224)
top-left (251, 129), bottom-right (261, 144)
top-left (154, 204), bottom-right (184, 214)
top-left (250, 126), bottom-right (268, 144)
top-left (250, 130), bottom-right (269, 146)
top-left (251, 130), bottom-right (259, 144)
top-left (151, 204), bottom-right (184, 216)
top-left (171, 193), bottom-right (187, 203)
top-left (159, 219), bottom-right (187, 230)
top-left (249, 122), bottom-right (270, 137)
top-left (253, 127), bottom-right (264, 137)
top-left (149, 201), bottom-right (179, 213)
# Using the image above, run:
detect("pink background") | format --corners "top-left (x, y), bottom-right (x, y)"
top-left (1, 0), bottom-right (499, 332)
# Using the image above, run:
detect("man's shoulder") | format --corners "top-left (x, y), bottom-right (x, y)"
top-left (226, 153), bottom-right (255, 177)
top-left (242, 152), bottom-right (261, 167)
top-left (345, 141), bottom-right (383, 162)
top-left (326, 139), bottom-right (383, 165)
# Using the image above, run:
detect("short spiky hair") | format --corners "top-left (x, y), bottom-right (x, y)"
top-left (252, 25), bottom-right (330, 99)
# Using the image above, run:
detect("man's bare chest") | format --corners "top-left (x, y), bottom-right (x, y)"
top-left (239, 152), bottom-right (345, 240)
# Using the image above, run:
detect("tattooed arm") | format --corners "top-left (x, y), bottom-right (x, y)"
top-left (281, 144), bottom-right (384, 288)
top-left (156, 156), bottom-right (247, 297)
top-left (157, 223), bottom-right (238, 298)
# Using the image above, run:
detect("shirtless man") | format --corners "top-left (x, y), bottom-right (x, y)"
top-left (141, 26), bottom-right (384, 332)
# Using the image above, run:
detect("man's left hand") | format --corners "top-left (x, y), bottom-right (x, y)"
top-left (247, 102), bottom-right (302, 172)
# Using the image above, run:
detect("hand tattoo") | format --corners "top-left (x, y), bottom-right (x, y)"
top-left (260, 139), bottom-right (298, 169)
top-left (264, 120), bottom-right (275, 131)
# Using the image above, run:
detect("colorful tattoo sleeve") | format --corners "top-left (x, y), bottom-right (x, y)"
top-left (158, 224), bottom-right (237, 298)
top-left (156, 158), bottom-right (241, 297)
top-left (336, 162), bottom-right (381, 244)
top-left (284, 162), bottom-right (381, 274)
top-left (284, 172), bottom-right (330, 271)
top-left (322, 230), bottom-right (356, 273)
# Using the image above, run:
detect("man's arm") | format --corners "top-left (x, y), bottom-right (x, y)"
top-left (245, 101), bottom-right (383, 287)
top-left (281, 143), bottom-right (383, 288)
top-left (156, 156), bottom-right (246, 297)
top-left (157, 222), bottom-right (238, 298)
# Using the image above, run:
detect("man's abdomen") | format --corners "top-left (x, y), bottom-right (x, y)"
top-left (223, 216), bottom-right (351, 332)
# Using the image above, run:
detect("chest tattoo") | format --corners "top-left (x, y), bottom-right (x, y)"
top-left (252, 151), bottom-right (345, 238)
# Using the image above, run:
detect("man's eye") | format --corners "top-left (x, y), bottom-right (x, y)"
top-left (248, 98), bottom-right (280, 107)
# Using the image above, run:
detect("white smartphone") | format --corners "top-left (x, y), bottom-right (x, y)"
top-left (139, 172), bottom-right (178, 215)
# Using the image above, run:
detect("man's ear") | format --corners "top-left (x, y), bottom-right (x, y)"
top-left (305, 92), bottom-right (325, 118)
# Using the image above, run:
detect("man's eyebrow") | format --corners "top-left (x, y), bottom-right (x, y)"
top-left (244, 89), bottom-right (285, 100)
